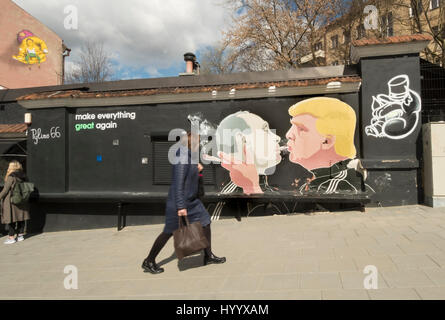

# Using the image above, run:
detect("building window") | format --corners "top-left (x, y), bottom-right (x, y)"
top-left (410, 0), bottom-right (423, 16)
top-left (356, 24), bottom-right (366, 39)
top-left (331, 35), bottom-right (339, 49)
top-left (381, 12), bottom-right (394, 37)
top-left (431, 0), bottom-right (440, 9)
top-left (152, 139), bottom-right (176, 185)
top-left (343, 31), bottom-right (351, 44)
top-left (314, 41), bottom-right (323, 51)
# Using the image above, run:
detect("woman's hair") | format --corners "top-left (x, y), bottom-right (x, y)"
top-left (187, 132), bottom-right (192, 149)
top-left (186, 132), bottom-right (200, 150)
top-left (4, 160), bottom-right (23, 182)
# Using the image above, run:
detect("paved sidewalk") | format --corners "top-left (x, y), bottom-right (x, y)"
top-left (2, 205), bottom-right (445, 300)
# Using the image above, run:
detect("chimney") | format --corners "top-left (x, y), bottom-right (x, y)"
top-left (180, 52), bottom-right (200, 76)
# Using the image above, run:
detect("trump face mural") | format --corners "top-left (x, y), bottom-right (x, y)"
top-left (285, 97), bottom-right (366, 194)
top-left (286, 97), bottom-right (357, 170)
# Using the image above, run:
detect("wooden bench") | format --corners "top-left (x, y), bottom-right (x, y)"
top-left (35, 191), bottom-right (371, 231)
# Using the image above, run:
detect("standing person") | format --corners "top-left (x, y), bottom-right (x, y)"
top-left (0, 161), bottom-right (30, 244)
top-left (142, 132), bottom-right (226, 274)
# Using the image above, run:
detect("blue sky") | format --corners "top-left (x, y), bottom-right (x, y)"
top-left (13, 0), bottom-right (231, 80)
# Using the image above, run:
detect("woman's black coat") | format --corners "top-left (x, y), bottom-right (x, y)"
top-left (163, 147), bottom-right (211, 234)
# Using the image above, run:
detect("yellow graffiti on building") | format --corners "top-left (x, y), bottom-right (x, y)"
top-left (12, 31), bottom-right (49, 65)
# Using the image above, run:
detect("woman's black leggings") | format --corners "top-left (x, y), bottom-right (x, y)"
top-left (147, 224), bottom-right (212, 262)
top-left (8, 221), bottom-right (25, 237)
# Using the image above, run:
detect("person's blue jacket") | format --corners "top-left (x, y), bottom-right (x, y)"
top-left (163, 147), bottom-right (211, 234)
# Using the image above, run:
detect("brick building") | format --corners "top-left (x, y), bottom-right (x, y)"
top-left (301, 0), bottom-right (443, 67)
top-left (0, 0), bottom-right (69, 89)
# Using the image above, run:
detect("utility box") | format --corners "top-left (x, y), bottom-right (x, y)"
top-left (423, 122), bottom-right (445, 207)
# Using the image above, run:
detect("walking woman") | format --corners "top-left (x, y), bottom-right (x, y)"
top-left (142, 132), bottom-right (226, 274)
top-left (0, 161), bottom-right (30, 244)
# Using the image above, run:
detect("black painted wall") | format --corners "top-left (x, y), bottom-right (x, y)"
top-left (1, 53), bottom-right (427, 232)
top-left (359, 54), bottom-right (423, 205)
top-left (27, 108), bottom-right (67, 193)
top-left (26, 94), bottom-right (360, 195)
top-left (0, 102), bottom-right (25, 124)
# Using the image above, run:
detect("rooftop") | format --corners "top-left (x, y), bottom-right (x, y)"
top-left (0, 124), bottom-right (28, 134)
top-left (352, 34), bottom-right (433, 47)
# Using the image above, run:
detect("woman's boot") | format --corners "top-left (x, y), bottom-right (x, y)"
top-left (142, 259), bottom-right (164, 274)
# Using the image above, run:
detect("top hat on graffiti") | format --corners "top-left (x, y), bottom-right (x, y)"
top-left (365, 74), bottom-right (421, 140)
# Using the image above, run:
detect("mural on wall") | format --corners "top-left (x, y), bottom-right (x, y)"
top-left (12, 30), bottom-right (49, 66)
top-left (215, 111), bottom-right (282, 195)
top-left (286, 97), bottom-right (367, 194)
top-left (365, 75), bottom-right (421, 140)
top-left (189, 97), bottom-right (374, 219)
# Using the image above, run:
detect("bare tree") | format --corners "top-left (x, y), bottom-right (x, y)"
top-left (221, 0), bottom-right (345, 71)
top-left (389, 0), bottom-right (444, 66)
top-left (199, 42), bottom-right (239, 74)
top-left (65, 41), bottom-right (113, 84)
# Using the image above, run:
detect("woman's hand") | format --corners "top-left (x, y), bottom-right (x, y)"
top-left (198, 163), bottom-right (204, 173)
top-left (177, 209), bottom-right (188, 216)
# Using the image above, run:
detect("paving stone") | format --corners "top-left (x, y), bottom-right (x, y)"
top-left (354, 228), bottom-right (388, 237)
top-left (427, 253), bottom-right (445, 267)
top-left (300, 272), bottom-right (342, 290)
top-left (284, 259), bottom-right (319, 273)
top-left (345, 236), bottom-right (379, 247)
top-left (414, 287), bottom-right (445, 300)
top-left (382, 270), bottom-right (436, 288)
top-left (2, 206), bottom-right (445, 299)
top-left (423, 269), bottom-right (445, 286)
top-left (390, 254), bottom-right (439, 270)
top-left (340, 271), bottom-right (389, 290)
top-left (322, 289), bottom-right (370, 300)
top-left (301, 247), bottom-right (336, 259)
top-left (368, 288), bottom-right (421, 300)
top-left (221, 275), bottom-right (263, 292)
top-left (318, 258), bottom-right (358, 272)
top-left (398, 241), bottom-right (442, 255)
top-left (366, 245), bottom-right (405, 256)
top-left (315, 238), bottom-right (347, 248)
top-left (353, 256), bottom-right (399, 272)
top-left (250, 290), bottom-right (322, 300)
top-left (375, 235), bottom-right (412, 245)
top-left (259, 274), bottom-right (300, 291)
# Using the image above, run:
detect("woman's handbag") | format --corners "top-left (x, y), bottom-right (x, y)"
top-left (173, 216), bottom-right (210, 260)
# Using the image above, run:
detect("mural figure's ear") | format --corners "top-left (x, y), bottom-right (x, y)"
top-left (321, 135), bottom-right (335, 150)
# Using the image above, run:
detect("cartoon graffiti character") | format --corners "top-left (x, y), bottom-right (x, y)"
top-left (365, 75), bottom-right (421, 140)
top-left (214, 111), bottom-right (282, 195)
top-left (12, 30), bottom-right (49, 66)
top-left (286, 97), bottom-right (365, 194)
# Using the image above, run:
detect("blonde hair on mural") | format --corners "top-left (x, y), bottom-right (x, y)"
top-left (288, 97), bottom-right (357, 158)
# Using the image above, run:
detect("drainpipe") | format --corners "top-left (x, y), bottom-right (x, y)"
top-left (62, 41), bottom-right (72, 84)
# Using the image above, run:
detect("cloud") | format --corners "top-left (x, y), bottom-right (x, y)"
top-left (12, 0), bottom-right (231, 78)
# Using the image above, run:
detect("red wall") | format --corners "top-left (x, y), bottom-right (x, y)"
top-left (0, 0), bottom-right (63, 89)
